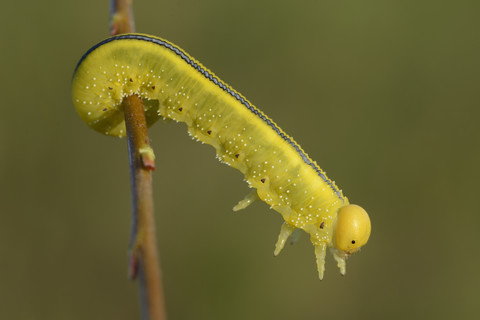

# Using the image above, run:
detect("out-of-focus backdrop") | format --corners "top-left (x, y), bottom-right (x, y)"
top-left (1, 1), bottom-right (479, 319)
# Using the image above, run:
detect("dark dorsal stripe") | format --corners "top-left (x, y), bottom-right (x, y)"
top-left (74, 34), bottom-right (344, 201)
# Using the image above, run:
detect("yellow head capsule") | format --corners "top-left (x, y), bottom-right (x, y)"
top-left (335, 204), bottom-right (371, 254)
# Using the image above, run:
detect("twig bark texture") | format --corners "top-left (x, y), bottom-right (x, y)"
top-left (110, 1), bottom-right (168, 319)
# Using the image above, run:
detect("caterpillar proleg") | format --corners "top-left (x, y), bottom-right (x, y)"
top-left (72, 34), bottom-right (371, 279)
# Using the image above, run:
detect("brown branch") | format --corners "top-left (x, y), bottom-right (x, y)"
top-left (110, 0), bottom-right (135, 34)
top-left (123, 95), bottom-right (167, 320)
top-left (110, 1), bottom-right (167, 319)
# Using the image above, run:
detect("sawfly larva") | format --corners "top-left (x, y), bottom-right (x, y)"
top-left (72, 34), bottom-right (371, 279)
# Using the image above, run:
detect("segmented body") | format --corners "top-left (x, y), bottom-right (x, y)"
top-left (72, 34), bottom-right (350, 277)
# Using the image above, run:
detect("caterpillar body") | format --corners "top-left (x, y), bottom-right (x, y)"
top-left (72, 34), bottom-right (371, 279)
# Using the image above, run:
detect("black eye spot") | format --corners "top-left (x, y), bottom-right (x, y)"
top-left (351, 240), bottom-right (356, 244)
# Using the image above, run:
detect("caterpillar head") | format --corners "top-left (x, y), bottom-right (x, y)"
top-left (334, 204), bottom-right (371, 255)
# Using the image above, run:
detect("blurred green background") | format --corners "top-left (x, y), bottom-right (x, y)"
top-left (1, 0), bottom-right (479, 319)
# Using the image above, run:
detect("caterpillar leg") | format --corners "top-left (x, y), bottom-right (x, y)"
top-left (274, 222), bottom-right (296, 256)
top-left (331, 248), bottom-right (346, 276)
top-left (314, 243), bottom-right (327, 280)
top-left (233, 190), bottom-right (259, 212)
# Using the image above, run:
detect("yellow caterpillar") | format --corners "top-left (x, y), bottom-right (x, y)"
top-left (72, 34), bottom-right (371, 279)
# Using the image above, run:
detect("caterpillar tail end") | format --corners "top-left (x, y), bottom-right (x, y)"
top-left (314, 243), bottom-right (327, 280)
top-left (233, 190), bottom-right (259, 212)
top-left (274, 223), bottom-right (296, 256)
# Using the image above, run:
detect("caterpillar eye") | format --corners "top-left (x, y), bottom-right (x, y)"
top-left (335, 204), bottom-right (371, 254)
top-left (72, 33), bottom-right (370, 279)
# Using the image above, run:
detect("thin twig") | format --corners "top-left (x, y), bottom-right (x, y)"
top-left (110, 1), bottom-right (167, 319)
top-left (110, 0), bottom-right (135, 35)
top-left (123, 95), bottom-right (167, 320)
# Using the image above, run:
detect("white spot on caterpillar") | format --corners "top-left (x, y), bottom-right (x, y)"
top-left (71, 36), bottom-right (353, 278)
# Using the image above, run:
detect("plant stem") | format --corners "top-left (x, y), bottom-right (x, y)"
top-left (110, 0), bottom-right (135, 34)
top-left (110, 1), bottom-right (167, 319)
top-left (123, 95), bottom-right (167, 320)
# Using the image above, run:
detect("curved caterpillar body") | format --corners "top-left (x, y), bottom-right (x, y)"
top-left (72, 34), bottom-right (371, 279)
